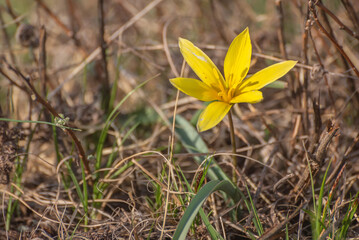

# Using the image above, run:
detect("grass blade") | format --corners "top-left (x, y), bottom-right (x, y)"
top-left (171, 115), bottom-right (230, 182)
top-left (0, 117), bottom-right (81, 131)
top-left (172, 180), bottom-right (240, 240)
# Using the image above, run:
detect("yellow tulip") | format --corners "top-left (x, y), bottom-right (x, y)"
top-left (170, 28), bottom-right (297, 132)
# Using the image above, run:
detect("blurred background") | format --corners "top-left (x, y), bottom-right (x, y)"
top-left (0, 0), bottom-right (359, 239)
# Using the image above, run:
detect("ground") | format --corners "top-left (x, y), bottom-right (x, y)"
top-left (0, 0), bottom-right (359, 239)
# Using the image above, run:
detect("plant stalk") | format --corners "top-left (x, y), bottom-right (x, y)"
top-left (228, 109), bottom-right (237, 183)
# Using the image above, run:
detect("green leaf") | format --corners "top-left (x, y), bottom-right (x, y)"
top-left (171, 115), bottom-right (261, 238)
top-left (172, 180), bottom-right (241, 240)
top-left (170, 115), bottom-right (230, 182)
top-left (178, 165), bottom-right (224, 240)
top-left (265, 80), bottom-right (287, 89)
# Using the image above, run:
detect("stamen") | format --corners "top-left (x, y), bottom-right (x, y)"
top-left (228, 88), bottom-right (235, 99)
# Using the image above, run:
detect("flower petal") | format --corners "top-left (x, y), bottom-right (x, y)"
top-left (170, 78), bottom-right (219, 102)
top-left (239, 60), bottom-right (297, 92)
top-left (197, 101), bottom-right (231, 132)
top-left (224, 27), bottom-right (252, 88)
top-left (230, 91), bottom-right (263, 104)
top-left (179, 38), bottom-right (225, 89)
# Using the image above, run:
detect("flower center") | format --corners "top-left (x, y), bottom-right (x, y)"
top-left (217, 73), bottom-right (237, 103)
top-left (210, 68), bottom-right (237, 103)
top-left (218, 87), bottom-right (235, 103)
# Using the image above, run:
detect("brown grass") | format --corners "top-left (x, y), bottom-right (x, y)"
top-left (0, 0), bottom-right (359, 239)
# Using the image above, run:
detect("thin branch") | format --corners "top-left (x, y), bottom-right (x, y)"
top-left (258, 201), bottom-right (308, 240)
top-left (275, 0), bottom-right (288, 59)
top-left (35, 0), bottom-right (86, 55)
top-left (162, 17), bottom-right (179, 77)
top-left (340, 0), bottom-right (359, 32)
top-left (309, 0), bottom-right (359, 78)
top-left (308, 27), bottom-right (336, 110)
top-left (2, 59), bottom-right (92, 180)
top-left (316, 1), bottom-right (359, 41)
top-left (66, 0), bottom-right (82, 48)
top-left (98, 0), bottom-right (110, 113)
top-left (301, 5), bottom-right (310, 134)
top-left (35, 0), bottom-right (72, 36)
top-left (0, 64), bottom-right (28, 93)
top-left (47, 0), bottom-right (164, 100)
top-left (38, 26), bottom-right (48, 97)
top-left (228, 110), bottom-right (238, 183)
top-left (312, 0), bottom-right (359, 105)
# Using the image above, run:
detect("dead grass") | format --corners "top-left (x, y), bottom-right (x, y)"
top-left (0, 0), bottom-right (359, 239)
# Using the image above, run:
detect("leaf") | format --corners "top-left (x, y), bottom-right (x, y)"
top-left (170, 115), bottom-right (230, 182)
top-left (265, 80), bottom-right (287, 89)
top-left (172, 180), bottom-right (240, 240)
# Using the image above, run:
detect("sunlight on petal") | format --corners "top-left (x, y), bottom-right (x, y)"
top-left (170, 78), bottom-right (219, 102)
top-left (179, 38), bottom-right (225, 89)
top-left (171, 31), bottom-right (297, 133)
top-left (230, 91), bottom-right (263, 104)
top-left (239, 60), bottom-right (297, 92)
top-left (224, 27), bottom-right (252, 88)
top-left (197, 101), bottom-right (232, 132)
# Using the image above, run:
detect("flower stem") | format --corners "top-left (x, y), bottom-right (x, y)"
top-left (228, 109), bottom-right (237, 183)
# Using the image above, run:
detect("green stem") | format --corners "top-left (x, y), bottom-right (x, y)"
top-left (228, 110), bottom-right (237, 183)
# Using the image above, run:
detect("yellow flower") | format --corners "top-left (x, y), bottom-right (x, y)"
top-left (170, 28), bottom-right (297, 132)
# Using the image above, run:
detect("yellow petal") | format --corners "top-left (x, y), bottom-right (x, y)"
top-left (179, 38), bottom-right (225, 89)
top-left (170, 78), bottom-right (219, 102)
top-left (230, 91), bottom-right (263, 104)
top-left (197, 101), bottom-right (231, 132)
top-left (224, 27), bottom-right (252, 88)
top-left (238, 60), bottom-right (297, 92)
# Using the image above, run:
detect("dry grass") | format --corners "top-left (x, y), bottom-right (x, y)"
top-left (0, 0), bottom-right (359, 239)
